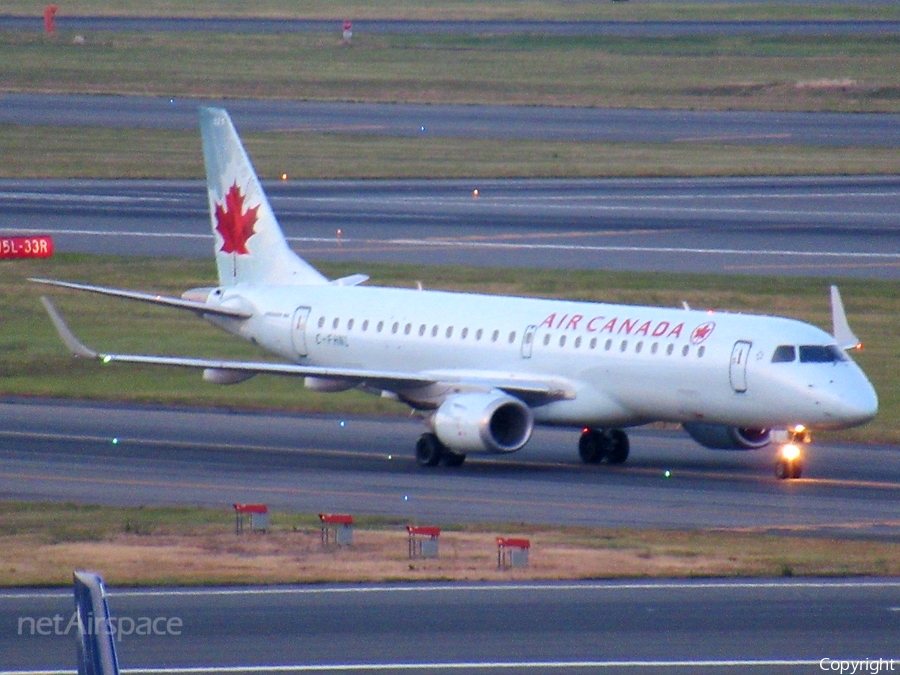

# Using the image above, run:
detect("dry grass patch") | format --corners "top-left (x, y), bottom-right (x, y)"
top-left (2, 503), bottom-right (900, 587)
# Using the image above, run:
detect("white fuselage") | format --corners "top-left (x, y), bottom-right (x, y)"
top-left (207, 283), bottom-right (878, 432)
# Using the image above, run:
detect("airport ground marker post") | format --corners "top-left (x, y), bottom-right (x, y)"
top-left (497, 537), bottom-right (530, 569)
top-left (233, 503), bottom-right (269, 534)
top-left (43, 5), bottom-right (58, 34)
top-left (319, 513), bottom-right (354, 547)
top-left (407, 526), bottom-right (441, 559)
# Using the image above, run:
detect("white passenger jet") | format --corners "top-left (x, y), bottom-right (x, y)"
top-left (36, 107), bottom-right (878, 480)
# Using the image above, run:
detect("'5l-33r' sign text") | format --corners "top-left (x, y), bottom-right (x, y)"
top-left (0, 236), bottom-right (54, 259)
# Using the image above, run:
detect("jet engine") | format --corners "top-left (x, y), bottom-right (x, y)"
top-left (682, 423), bottom-right (771, 450)
top-left (304, 376), bottom-right (353, 393)
top-left (432, 391), bottom-right (533, 453)
top-left (203, 368), bottom-right (256, 385)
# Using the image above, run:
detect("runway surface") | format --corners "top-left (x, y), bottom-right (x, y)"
top-left (2, 16), bottom-right (897, 670)
top-left (3, 94), bottom-right (899, 147)
top-left (3, 176), bottom-right (899, 278)
top-left (3, 579), bottom-right (899, 672)
top-left (1, 398), bottom-right (898, 536)
top-left (2, 16), bottom-right (899, 35)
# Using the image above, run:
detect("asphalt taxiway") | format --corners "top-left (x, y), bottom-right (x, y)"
top-left (1, 398), bottom-right (898, 536)
top-left (4, 175), bottom-right (899, 278)
top-left (3, 15), bottom-right (899, 35)
top-left (3, 579), bottom-right (899, 673)
top-left (3, 93), bottom-right (899, 147)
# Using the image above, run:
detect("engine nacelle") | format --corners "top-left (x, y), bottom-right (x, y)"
top-left (682, 423), bottom-right (771, 450)
top-left (203, 368), bottom-right (256, 385)
top-left (432, 391), bottom-right (533, 454)
top-left (305, 376), bottom-right (353, 393)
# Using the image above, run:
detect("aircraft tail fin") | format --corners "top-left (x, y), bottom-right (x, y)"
top-left (199, 107), bottom-right (328, 288)
top-left (74, 571), bottom-right (120, 675)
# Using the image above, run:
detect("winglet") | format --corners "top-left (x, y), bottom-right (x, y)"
top-left (830, 285), bottom-right (861, 350)
top-left (40, 297), bottom-right (100, 359)
top-left (74, 571), bottom-right (120, 675)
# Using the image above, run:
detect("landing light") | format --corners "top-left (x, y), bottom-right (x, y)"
top-left (787, 424), bottom-right (810, 444)
top-left (780, 444), bottom-right (801, 462)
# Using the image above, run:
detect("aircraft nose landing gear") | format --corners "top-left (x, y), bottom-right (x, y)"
top-left (775, 443), bottom-right (802, 479)
top-left (775, 426), bottom-right (808, 480)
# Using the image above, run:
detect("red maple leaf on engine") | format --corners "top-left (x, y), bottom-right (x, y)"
top-left (215, 183), bottom-right (259, 255)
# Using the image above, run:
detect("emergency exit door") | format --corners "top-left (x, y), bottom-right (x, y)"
top-left (730, 340), bottom-right (752, 393)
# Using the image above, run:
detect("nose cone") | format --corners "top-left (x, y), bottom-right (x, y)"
top-left (843, 376), bottom-right (879, 427)
top-left (825, 368), bottom-right (878, 429)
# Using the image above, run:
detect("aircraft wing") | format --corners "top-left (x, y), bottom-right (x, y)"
top-left (40, 298), bottom-right (573, 402)
top-left (31, 278), bottom-right (252, 319)
top-left (420, 369), bottom-right (576, 402)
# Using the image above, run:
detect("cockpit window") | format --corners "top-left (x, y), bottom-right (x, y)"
top-left (799, 345), bottom-right (847, 363)
top-left (771, 345), bottom-right (796, 363)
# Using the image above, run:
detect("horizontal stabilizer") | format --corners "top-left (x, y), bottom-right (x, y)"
top-left (32, 278), bottom-right (252, 319)
top-left (331, 274), bottom-right (369, 287)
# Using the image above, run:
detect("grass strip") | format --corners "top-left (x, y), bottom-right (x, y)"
top-left (2, 125), bottom-right (898, 179)
top-left (1, 502), bottom-right (897, 587)
top-left (4, 254), bottom-right (898, 443)
top-left (2, 31), bottom-right (899, 112)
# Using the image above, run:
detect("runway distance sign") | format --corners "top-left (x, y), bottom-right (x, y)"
top-left (0, 236), bottom-right (53, 259)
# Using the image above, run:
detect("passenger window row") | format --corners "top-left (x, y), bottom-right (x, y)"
top-left (539, 332), bottom-right (704, 357)
top-left (316, 315), bottom-right (515, 344)
top-left (314, 315), bottom-right (705, 357)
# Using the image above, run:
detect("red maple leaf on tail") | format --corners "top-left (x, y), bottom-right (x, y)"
top-left (215, 183), bottom-right (259, 255)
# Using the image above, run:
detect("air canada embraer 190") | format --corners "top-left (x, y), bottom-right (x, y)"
top-left (36, 107), bottom-right (878, 480)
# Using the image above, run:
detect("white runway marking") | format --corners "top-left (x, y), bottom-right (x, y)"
top-left (5, 578), bottom-right (900, 600)
top-left (0, 660), bottom-right (832, 674)
top-left (1, 227), bottom-right (898, 260)
top-left (386, 239), bottom-right (900, 258)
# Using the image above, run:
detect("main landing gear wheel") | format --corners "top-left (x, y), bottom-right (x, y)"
top-left (607, 429), bottom-right (630, 464)
top-left (579, 428), bottom-right (630, 465)
top-left (415, 432), bottom-right (445, 467)
top-left (578, 428), bottom-right (610, 464)
top-left (442, 451), bottom-right (466, 467)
